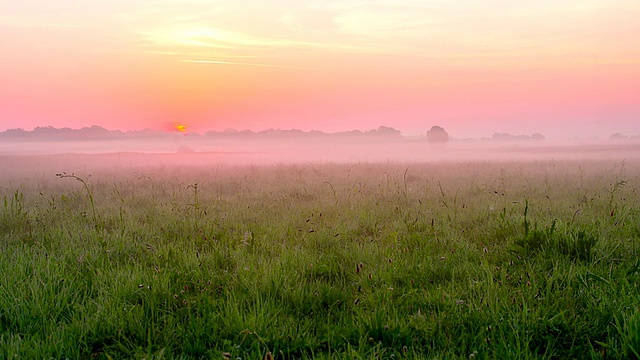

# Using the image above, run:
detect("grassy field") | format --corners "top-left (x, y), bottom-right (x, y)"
top-left (1, 158), bottom-right (639, 359)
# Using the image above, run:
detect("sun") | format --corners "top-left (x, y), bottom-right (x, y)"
top-left (175, 124), bottom-right (187, 133)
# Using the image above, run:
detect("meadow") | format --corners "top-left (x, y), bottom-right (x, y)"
top-left (1, 156), bottom-right (639, 359)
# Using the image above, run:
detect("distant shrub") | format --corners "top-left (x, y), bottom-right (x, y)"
top-left (427, 126), bottom-right (449, 144)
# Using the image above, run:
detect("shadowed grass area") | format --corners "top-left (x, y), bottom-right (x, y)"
top-left (1, 160), bottom-right (640, 358)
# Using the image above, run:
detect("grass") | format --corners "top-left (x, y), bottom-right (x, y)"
top-left (1, 159), bottom-right (640, 359)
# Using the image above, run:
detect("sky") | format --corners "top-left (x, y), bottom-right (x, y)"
top-left (1, 0), bottom-right (639, 139)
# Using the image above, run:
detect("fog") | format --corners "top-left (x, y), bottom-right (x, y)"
top-left (1, 136), bottom-right (639, 164)
top-left (0, 135), bottom-right (638, 183)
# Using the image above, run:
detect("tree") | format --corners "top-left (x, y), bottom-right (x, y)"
top-left (367, 126), bottom-right (402, 137)
top-left (610, 133), bottom-right (626, 140)
top-left (427, 126), bottom-right (449, 144)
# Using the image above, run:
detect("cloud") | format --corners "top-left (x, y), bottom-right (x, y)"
top-left (137, 23), bottom-right (392, 57)
top-left (182, 59), bottom-right (313, 70)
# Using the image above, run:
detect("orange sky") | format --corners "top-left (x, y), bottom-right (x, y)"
top-left (1, 0), bottom-right (639, 138)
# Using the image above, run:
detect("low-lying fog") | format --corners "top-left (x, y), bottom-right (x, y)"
top-left (1, 136), bottom-right (639, 169)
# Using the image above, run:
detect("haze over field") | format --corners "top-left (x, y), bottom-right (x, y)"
top-left (1, 0), bottom-right (639, 141)
top-left (1, 125), bottom-right (639, 163)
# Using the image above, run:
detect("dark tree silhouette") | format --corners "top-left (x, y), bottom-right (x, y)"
top-left (427, 126), bottom-right (449, 144)
top-left (366, 126), bottom-right (402, 137)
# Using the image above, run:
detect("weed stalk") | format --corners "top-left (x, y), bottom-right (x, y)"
top-left (56, 172), bottom-right (97, 225)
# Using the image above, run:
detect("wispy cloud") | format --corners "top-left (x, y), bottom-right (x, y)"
top-left (138, 24), bottom-right (389, 53)
top-left (182, 59), bottom-right (313, 70)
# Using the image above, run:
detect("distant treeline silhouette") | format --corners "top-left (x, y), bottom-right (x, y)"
top-left (0, 125), bottom-right (404, 141)
top-left (0, 125), bottom-right (569, 143)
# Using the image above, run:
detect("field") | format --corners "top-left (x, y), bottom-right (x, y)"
top-left (1, 156), bottom-right (640, 359)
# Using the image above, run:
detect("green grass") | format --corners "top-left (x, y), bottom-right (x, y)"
top-left (1, 159), bottom-right (640, 359)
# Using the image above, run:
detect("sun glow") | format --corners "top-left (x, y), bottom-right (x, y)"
top-left (175, 124), bottom-right (187, 133)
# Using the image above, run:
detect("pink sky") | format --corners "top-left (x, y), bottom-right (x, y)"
top-left (1, 0), bottom-right (639, 139)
